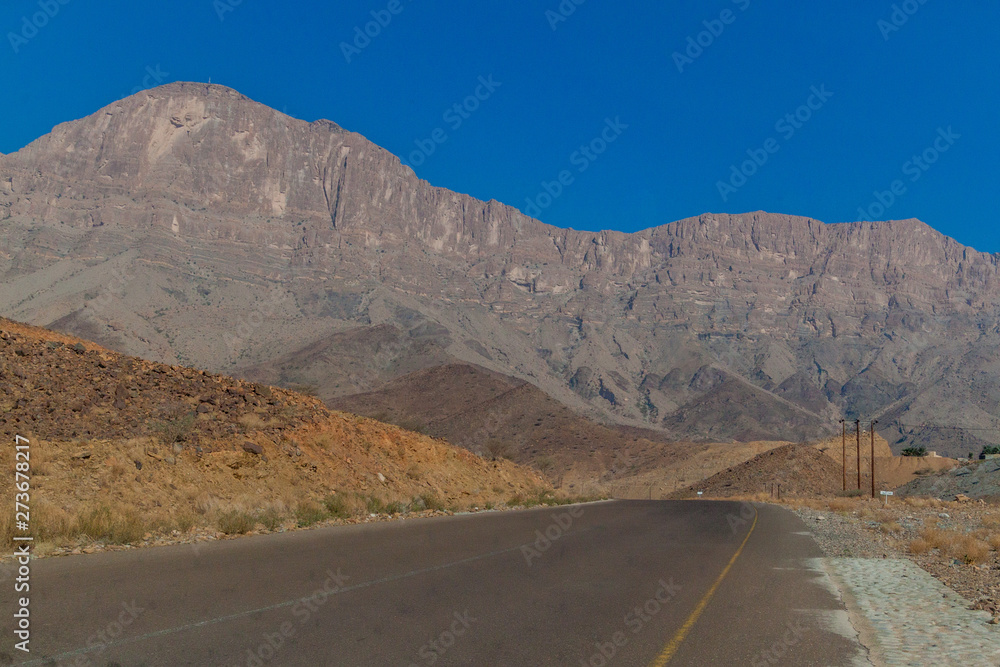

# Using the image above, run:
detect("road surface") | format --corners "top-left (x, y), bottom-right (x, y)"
top-left (2, 501), bottom-right (866, 666)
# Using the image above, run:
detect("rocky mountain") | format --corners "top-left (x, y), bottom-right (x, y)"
top-left (3, 82), bottom-right (1000, 454)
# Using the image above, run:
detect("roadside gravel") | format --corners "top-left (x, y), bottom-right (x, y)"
top-left (793, 501), bottom-right (1000, 666)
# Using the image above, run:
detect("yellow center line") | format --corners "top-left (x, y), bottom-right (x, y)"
top-left (647, 505), bottom-right (759, 667)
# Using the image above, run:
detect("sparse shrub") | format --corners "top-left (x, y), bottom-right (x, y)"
top-left (237, 413), bottom-right (267, 431)
top-left (76, 505), bottom-right (145, 544)
top-left (987, 534), bottom-right (1000, 551)
top-left (152, 413), bottom-right (196, 444)
top-left (365, 496), bottom-right (386, 514)
top-left (484, 439), bottom-right (513, 461)
top-left (536, 456), bottom-right (555, 473)
top-left (28, 501), bottom-right (73, 543)
top-left (194, 492), bottom-right (221, 515)
top-left (258, 507), bottom-right (285, 532)
top-left (323, 494), bottom-right (352, 519)
top-left (880, 521), bottom-right (902, 534)
top-left (952, 536), bottom-right (990, 565)
top-left (918, 526), bottom-right (953, 551)
top-left (294, 502), bottom-right (327, 527)
top-left (418, 493), bottom-right (445, 511)
top-left (216, 509), bottom-right (257, 535)
top-left (909, 538), bottom-right (931, 555)
top-left (385, 501), bottom-right (407, 515)
top-left (175, 513), bottom-right (196, 533)
top-left (828, 498), bottom-right (856, 513)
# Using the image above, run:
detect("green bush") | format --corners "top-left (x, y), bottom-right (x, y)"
top-left (901, 446), bottom-right (927, 457)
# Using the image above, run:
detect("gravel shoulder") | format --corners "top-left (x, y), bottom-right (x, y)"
top-left (790, 499), bottom-right (1000, 666)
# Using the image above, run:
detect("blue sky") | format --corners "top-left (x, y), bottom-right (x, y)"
top-left (2, 0), bottom-right (998, 251)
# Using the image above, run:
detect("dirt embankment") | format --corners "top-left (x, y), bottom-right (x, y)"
top-left (0, 317), bottom-right (551, 553)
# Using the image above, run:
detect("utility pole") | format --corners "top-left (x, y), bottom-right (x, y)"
top-left (855, 419), bottom-right (861, 491)
top-left (840, 419), bottom-right (846, 492)
top-left (870, 420), bottom-right (878, 499)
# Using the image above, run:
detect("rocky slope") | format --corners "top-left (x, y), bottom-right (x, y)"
top-left (677, 445), bottom-right (844, 498)
top-left (328, 362), bottom-right (707, 490)
top-left (3, 82), bottom-right (1000, 450)
top-left (0, 316), bottom-right (549, 547)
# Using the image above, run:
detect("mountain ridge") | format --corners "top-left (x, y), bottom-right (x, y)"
top-left (3, 82), bottom-right (1000, 452)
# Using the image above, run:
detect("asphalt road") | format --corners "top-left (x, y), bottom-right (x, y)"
top-left (2, 501), bottom-right (866, 666)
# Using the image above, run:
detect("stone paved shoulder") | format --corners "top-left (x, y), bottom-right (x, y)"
top-left (827, 557), bottom-right (1000, 667)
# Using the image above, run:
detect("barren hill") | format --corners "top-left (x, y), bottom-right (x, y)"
top-left (678, 445), bottom-right (844, 498)
top-left (3, 82), bottom-right (1000, 451)
top-left (329, 363), bottom-right (706, 489)
top-left (0, 317), bottom-right (548, 549)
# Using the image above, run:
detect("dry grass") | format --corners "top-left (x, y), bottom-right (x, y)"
top-left (917, 526), bottom-right (953, 550)
top-left (75, 505), bottom-right (145, 545)
top-left (880, 521), bottom-right (903, 534)
top-left (237, 413), bottom-right (267, 430)
top-left (216, 509), bottom-right (257, 535)
top-left (909, 538), bottom-right (931, 555)
top-left (951, 535), bottom-right (991, 565)
top-left (828, 498), bottom-right (858, 513)
top-left (903, 496), bottom-right (944, 509)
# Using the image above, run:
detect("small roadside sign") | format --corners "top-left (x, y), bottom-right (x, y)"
top-left (880, 490), bottom-right (893, 504)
